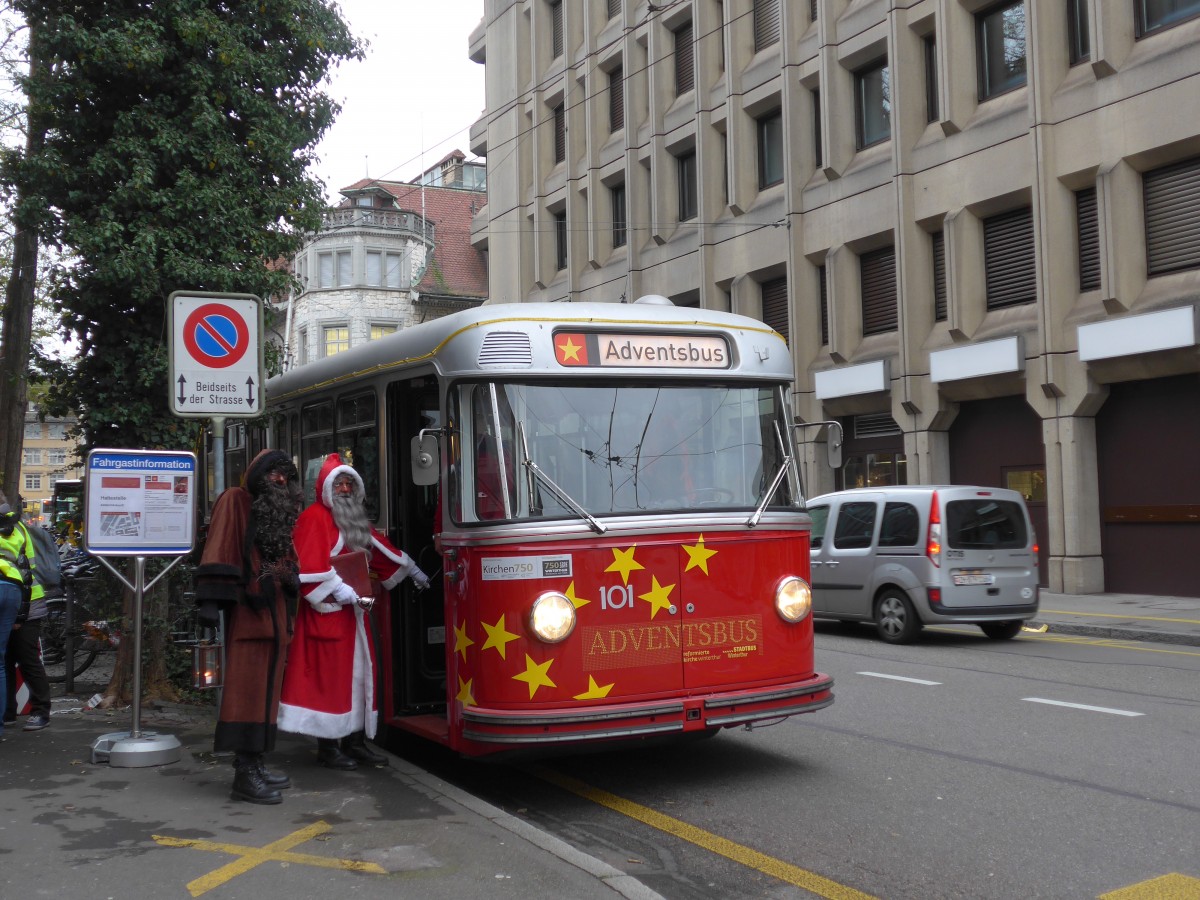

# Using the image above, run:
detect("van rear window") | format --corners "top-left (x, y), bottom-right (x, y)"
top-left (945, 499), bottom-right (1027, 549)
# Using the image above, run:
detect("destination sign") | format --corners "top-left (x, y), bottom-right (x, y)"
top-left (553, 331), bottom-right (729, 369)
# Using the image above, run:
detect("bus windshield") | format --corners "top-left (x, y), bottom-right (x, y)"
top-left (453, 382), bottom-right (796, 522)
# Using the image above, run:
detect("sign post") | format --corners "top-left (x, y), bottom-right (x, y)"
top-left (167, 291), bottom-right (266, 496)
top-left (84, 449), bottom-right (197, 768)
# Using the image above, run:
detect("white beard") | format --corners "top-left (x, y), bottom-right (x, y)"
top-left (330, 492), bottom-right (372, 552)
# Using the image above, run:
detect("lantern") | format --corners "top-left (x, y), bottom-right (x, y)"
top-left (192, 639), bottom-right (223, 690)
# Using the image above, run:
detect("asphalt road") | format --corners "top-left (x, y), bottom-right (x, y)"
top-left (403, 623), bottom-right (1200, 899)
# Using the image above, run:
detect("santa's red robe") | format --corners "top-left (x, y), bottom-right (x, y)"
top-left (277, 455), bottom-right (419, 739)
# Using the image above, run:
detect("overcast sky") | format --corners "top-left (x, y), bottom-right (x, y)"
top-left (310, 0), bottom-right (486, 201)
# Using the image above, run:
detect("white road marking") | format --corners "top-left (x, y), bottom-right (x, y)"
top-left (857, 671), bottom-right (942, 685)
top-left (1022, 698), bottom-right (1144, 717)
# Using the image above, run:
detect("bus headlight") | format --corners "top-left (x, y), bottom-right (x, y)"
top-left (529, 591), bottom-right (576, 643)
top-left (776, 576), bottom-right (812, 622)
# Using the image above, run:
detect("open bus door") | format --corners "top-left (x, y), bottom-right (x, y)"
top-left (384, 376), bottom-right (446, 718)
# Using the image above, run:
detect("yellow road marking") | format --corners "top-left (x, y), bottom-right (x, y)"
top-left (1100, 872), bottom-right (1200, 898)
top-left (153, 820), bottom-right (386, 897)
top-left (1041, 608), bottom-right (1200, 626)
top-left (530, 767), bottom-right (876, 900)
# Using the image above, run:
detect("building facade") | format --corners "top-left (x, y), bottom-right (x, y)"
top-left (20, 402), bottom-right (84, 526)
top-left (468, 0), bottom-right (1200, 597)
top-left (282, 151), bottom-right (489, 370)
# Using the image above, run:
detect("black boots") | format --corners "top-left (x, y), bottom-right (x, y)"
top-left (231, 754), bottom-right (283, 805)
top-left (341, 731), bottom-right (388, 767)
top-left (316, 737), bottom-right (358, 770)
top-left (257, 758), bottom-right (291, 790)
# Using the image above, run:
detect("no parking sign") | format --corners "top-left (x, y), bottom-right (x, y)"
top-left (168, 291), bottom-right (265, 417)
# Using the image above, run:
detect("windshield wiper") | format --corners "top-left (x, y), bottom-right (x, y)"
top-left (518, 424), bottom-right (607, 534)
top-left (747, 420), bottom-right (793, 529)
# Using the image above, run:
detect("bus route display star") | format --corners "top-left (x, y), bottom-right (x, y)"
top-left (683, 534), bottom-right (718, 574)
top-left (513, 654), bottom-right (556, 699)
top-left (481, 614), bottom-right (520, 659)
top-left (605, 545), bottom-right (645, 585)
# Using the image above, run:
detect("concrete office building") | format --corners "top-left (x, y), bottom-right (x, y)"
top-left (466, 1), bottom-right (1200, 598)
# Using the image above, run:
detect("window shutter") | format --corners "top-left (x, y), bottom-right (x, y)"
top-left (860, 247), bottom-right (897, 335)
top-left (761, 277), bottom-right (790, 344)
top-left (983, 207), bottom-right (1036, 309)
top-left (675, 23), bottom-right (694, 95)
top-left (1143, 156), bottom-right (1200, 277)
top-left (551, 1), bottom-right (563, 58)
top-left (809, 0), bottom-right (818, 23)
top-left (932, 230), bottom-right (947, 321)
top-left (1076, 187), bottom-right (1100, 291)
top-left (609, 65), bottom-right (624, 131)
top-left (754, 0), bottom-right (781, 50)
top-left (608, 0), bottom-right (621, 20)
top-left (818, 264), bottom-right (829, 346)
top-left (554, 104), bottom-right (565, 163)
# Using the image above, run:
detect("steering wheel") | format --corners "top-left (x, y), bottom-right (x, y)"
top-left (688, 487), bottom-right (736, 506)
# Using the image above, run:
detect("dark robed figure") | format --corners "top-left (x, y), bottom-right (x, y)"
top-left (195, 449), bottom-right (301, 804)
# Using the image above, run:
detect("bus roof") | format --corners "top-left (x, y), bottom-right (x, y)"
top-left (267, 300), bottom-right (793, 403)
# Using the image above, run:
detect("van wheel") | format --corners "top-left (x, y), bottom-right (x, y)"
top-left (874, 590), bottom-right (921, 644)
top-left (980, 620), bottom-right (1024, 640)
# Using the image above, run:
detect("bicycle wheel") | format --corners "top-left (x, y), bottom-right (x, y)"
top-left (42, 598), bottom-right (99, 682)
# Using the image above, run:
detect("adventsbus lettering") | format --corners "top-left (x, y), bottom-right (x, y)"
top-left (601, 339), bottom-right (725, 365)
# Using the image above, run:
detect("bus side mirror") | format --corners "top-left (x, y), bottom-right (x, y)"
top-left (411, 433), bottom-right (440, 486)
top-left (825, 421), bottom-right (843, 470)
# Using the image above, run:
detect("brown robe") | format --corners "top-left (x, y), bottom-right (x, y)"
top-left (195, 486), bottom-right (297, 754)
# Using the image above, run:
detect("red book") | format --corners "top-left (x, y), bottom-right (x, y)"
top-left (330, 549), bottom-right (372, 598)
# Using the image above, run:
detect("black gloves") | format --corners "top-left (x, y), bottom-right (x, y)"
top-left (197, 600), bottom-right (222, 628)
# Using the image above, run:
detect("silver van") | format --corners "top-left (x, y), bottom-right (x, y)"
top-left (806, 485), bottom-right (1039, 643)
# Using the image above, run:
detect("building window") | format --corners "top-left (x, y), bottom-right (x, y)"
top-left (370, 324), bottom-right (397, 340)
top-left (554, 211), bottom-right (568, 270)
top-left (298, 328), bottom-right (308, 365)
top-left (757, 110), bottom-right (783, 188)
top-left (932, 230), bottom-right (947, 321)
top-left (924, 35), bottom-right (939, 123)
top-left (336, 250), bottom-right (352, 286)
top-left (609, 65), bottom-right (624, 132)
top-left (983, 207), bottom-right (1036, 309)
top-left (753, 0), bottom-right (781, 51)
top-left (49, 449), bottom-right (67, 465)
top-left (810, 0), bottom-right (818, 24)
top-left (611, 183), bottom-right (627, 248)
top-left (550, 0), bottom-right (563, 58)
top-left (608, 0), bottom-right (621, 20)
top-left (861, 246), bottom-right (898, 335)
top-left (323, 325), bottom-right (350, 357)
top-left (47, 424), bottom-right (67, 440)
top-left (977, 1), bottom-right (1026, 100)
top-left (1137, 0), bottom-right (1200, 36)
top-left (24, 474), bottom-right (41, 491)
top-left (553, 103), bottom-right (565, 164)
top-left (855, 60), bottom-right (890, 149)
top-left (318, 250), bottom-right (351, 288)
top-left (761, 277), bottom-right (789, 344)
top-left (1067, 0), bottom-right (1090, 64)
top-left (812, 89), bottom-right (822, 167)
top-left (674, 22), bottom-right (694, 95)
top-left (1076, 188), bottom-right (1100, 291)
top-left (1143, 156), bottom-right (1200, 277)
top-left (818, 264), bottom-right (829, 346)
top-left (23, 448), bottom-right (42, 465)
top-left (24, 422), bottom-right (40, 439)
top-left (366, 251), bottom-right (383, 286)
top-left (677, 150), bottom-right (698, 222)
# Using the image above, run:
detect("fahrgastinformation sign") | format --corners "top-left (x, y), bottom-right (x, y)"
top-left (84, 449), bottom-right (197, 556)
top-left (168, 291), bottom-right (265, 417)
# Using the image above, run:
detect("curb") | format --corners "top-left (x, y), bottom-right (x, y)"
top-left (1035, 621), bottom-right (1200, 648)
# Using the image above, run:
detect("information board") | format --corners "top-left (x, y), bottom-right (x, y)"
top-left (84, 450), bottom-right (198, 556)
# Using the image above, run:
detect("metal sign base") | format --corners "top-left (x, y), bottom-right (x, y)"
top-left (91, 731), bottom-right (183, 767)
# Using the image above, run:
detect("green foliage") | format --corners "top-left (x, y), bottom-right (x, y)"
top-left (3, 1), bottom-right (362, 451)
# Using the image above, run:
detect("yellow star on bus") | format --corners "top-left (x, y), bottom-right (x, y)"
top-left (453, 619), bottom-right (475, 662)
top-left (557, 335), bottom-right (583, 362)
top-left (513, 654), bottom-right (556, 699)
top-left (565, 580), bottom-right (590, 608)
top-left (683, 534), bottom-right (718, 574)
top-left (574, 675), bottom-right (615, 700)
top-left (481, 614), bottom-right (520, 660)
top-left (456, 675), bottom-right (476, 706)
top-left (638, 575), bottom-right (676, 619)
top-left (605, 545), bottom-right (644, 585)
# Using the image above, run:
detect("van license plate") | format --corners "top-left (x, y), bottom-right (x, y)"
top-left (953, 571), bottom-right (995, 586)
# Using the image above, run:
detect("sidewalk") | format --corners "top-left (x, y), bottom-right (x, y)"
top-left (1031, 590), bottom-right (1200, 647)
top-left (1, 694), bottom-right (663, 900)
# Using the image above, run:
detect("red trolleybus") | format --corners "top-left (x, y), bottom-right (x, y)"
top-left (265, 298), bottom-right (833, 755)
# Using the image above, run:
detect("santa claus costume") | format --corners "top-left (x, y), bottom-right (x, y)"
top-left (277, 453), bottom-right (427, 769)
